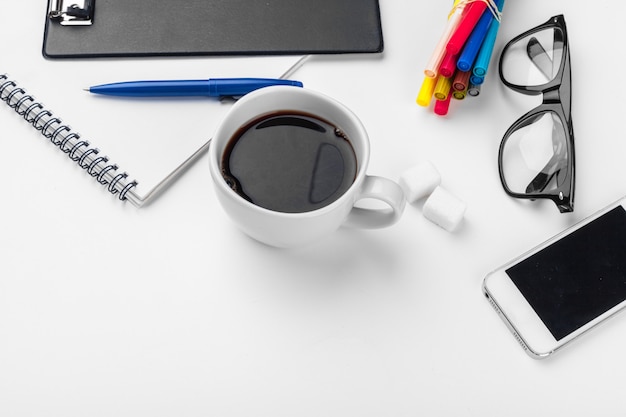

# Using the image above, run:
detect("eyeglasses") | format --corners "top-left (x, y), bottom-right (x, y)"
top-left (497, 14), bottom-right (575, 213)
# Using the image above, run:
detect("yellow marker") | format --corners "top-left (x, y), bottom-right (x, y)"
top-left (448, 0), bottom-right (463, 19)
top-left (433, 75), bottom-right (452, 101)
top-left (416, 75), bottom-right (437, 107)
top-left (453, 90), bottom-right (467, 100)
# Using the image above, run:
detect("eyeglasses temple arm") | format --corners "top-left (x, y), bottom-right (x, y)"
top-left (527, 37), bottom-right (553, 80)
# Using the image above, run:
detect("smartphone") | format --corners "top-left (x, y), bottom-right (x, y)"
top-left (483, 197), bottom-right (626, 359)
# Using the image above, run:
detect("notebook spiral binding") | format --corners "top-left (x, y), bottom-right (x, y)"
top-left (0, 73), bottom-right (138, 201)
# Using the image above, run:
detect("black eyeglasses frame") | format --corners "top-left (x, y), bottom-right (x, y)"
top-left (497, 14), bottom-right (575, 213)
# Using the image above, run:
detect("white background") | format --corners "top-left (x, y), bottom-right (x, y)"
top-left (2, 1), bottom-right (625, 416)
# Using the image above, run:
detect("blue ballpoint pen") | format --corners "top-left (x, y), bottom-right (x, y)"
top-left (86, 78), bottom-right (304, 97)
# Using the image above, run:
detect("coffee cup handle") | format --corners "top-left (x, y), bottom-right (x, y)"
top-left (344, 175), bottom-right (406, 229)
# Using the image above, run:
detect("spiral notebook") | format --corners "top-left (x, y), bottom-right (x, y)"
top-left (43, 0), bottom-right (383, 58)
top-left (0, 72), bottom-right (207, 206)
top-left (0, 55), bottom-right (306, 207)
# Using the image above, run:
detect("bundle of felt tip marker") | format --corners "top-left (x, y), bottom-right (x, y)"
top-left (417, 0), bottom-right (505, 116)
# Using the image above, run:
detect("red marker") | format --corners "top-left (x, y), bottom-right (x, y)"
top-left (434, 93), bottom-right (453, 116)
top-left (445, 1), bottom-right (488, 55)
top-left (438, 51), bottom-right (459, 78)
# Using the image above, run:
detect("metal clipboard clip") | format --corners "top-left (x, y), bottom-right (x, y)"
top-left (48, 0), bottom-right (95, 26)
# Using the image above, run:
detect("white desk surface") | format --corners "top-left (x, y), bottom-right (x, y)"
top-left (2, 1), bottom-right (625, 416)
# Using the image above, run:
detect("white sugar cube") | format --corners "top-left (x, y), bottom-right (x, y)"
top-left (423, 186), bottom-right (466, 232)
top-left (398, 161), bottom-right (441, 203)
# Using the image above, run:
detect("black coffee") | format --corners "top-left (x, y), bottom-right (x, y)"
top-left (221, 112), bottom-right (358, 213)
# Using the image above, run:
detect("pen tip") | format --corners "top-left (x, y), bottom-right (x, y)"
top-left (83, 88), bottom-right (91, 92)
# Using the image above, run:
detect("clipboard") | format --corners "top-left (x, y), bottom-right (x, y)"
top-left (43, 0), bottom-right (384, 58)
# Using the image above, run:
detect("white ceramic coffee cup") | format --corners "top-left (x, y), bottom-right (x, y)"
top-left (209, 86), bottom-right (405, 248)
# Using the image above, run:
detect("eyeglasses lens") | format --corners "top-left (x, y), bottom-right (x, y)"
top-left (501, 27), bottom-right (564, 87)
top-left (501, 111), bottom-right (569, 196)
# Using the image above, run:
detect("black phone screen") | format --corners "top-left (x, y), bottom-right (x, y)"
top-left (506, 206), bottom-right (626, 341)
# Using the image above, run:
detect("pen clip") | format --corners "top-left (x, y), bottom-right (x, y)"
top-left (219, 95), bottom-right (243, 102)
top-left (48, 0), bottom-right (95, 26)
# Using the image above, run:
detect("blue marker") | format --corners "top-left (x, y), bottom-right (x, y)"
top-left (86, 78), bottom-right (303, 97)
top-left (456, 0), bottom-right (502, 72)
top-left (472, 0), bottom-right (505, 78)
top-left (470, 74), bottom-right (485, 85)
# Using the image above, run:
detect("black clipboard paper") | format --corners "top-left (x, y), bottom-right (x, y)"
top-left (43, 0), bottom-right (384, 58)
